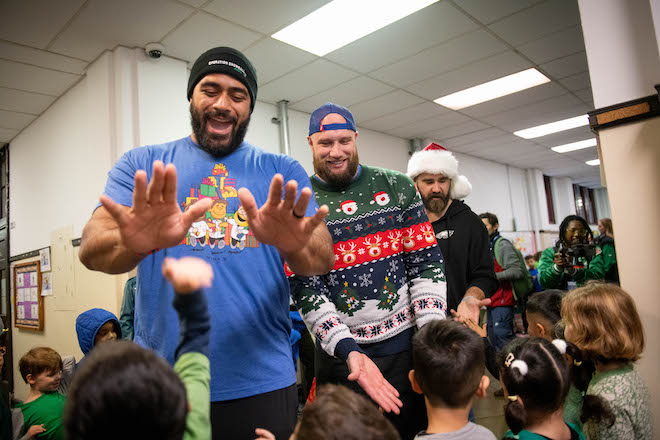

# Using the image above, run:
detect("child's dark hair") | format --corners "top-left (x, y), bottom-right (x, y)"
top-left (412, 319), bottom-right (484, 408)
top-left (296, 384), bottom-right (399, 440)
top-left (19, 347), bottom-right (62, 383)
top-left (64, 340), bottom-right (188, 440)
top-left (526, 289), bottom-right (564, 335)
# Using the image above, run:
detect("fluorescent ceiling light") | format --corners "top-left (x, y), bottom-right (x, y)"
top-left (551, 138), bottom-right (597, 153)
top-left (586, 159), bottom-right (601, 166)
top-left (434, 68), bottom-right (550, 110)
top-left (272, 0), bottom-right (439, 56)
top-left (514, 114), bottom-right (589, 139)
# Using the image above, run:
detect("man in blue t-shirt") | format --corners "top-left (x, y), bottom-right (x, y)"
top-left (79, 46), bottom-right (334, 440)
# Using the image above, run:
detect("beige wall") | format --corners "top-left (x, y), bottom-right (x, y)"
top-left (599, 116), bottom-right (660, 427)
top-left (10, 226), bottom-right (126, 401)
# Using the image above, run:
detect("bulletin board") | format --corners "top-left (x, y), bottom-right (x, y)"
top-left (13, 261), bottom-right (44, 331)
top-left (500, 231), bottom-right (537, 256)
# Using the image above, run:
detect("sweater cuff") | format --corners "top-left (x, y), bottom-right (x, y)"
top-left (334, 338), bottom-right (364, 362)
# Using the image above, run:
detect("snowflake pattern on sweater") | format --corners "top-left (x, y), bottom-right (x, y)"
top-left (289, 166), bottom-right (447, 357)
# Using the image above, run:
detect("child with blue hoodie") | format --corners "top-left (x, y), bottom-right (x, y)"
top-left (75, 308), bottom-right (122, 363)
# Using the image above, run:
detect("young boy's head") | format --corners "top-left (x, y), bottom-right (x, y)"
top-left (526, 290), bottom-right (564, 340)
top-left (524, 255), bottom-right (536, 270)
top-left (75, 308), bottom-right (121, 355)
top-left (64, 340), bottom-right (188, 440)
top-left (292, 384), bottom-right (398, 440)
top-left (19, 347), bottom-right (63, 392)
top-left (411, 319), bottom-right (489, 409)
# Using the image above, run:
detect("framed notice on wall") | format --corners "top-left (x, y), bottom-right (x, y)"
top-left (13, 261), bottom-right (44, 331)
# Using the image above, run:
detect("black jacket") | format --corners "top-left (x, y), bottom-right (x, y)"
top-left (431, 200), bottom-right (497, 312)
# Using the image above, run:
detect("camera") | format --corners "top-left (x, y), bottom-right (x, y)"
top-left (562, 243), bottom-right (597, 268)
top-left (145, 43), bottom-right (165, 59)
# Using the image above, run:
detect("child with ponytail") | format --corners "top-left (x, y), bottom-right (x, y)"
top-left (498, 337), bottom-right (585, 439)
top-left (562, 282), bottom-right (652, 439)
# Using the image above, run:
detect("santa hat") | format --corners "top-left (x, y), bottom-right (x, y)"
top-left (407, 143), bottom-right (472, 199)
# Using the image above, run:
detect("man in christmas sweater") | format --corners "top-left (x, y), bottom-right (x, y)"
top-left (290, 103), bottom-right (447, 440)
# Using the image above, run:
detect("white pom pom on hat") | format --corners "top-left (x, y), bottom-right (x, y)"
top-left (407, 142), bottom-right (471, 199)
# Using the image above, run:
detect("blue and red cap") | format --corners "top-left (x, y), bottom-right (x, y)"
top-left (308, 103), bottom-right (357, 136)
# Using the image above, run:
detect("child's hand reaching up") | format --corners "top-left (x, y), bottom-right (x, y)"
top-left (27, 424), bottom-right (46, 439)
top-left (162, 257), bottom-right (213, 294)
top-left (452, 310), bottom-right (487, 338)
top-left (255, 428), bottom-right (276, 440)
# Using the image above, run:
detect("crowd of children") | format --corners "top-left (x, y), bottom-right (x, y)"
top-left (0, 260), bottom-right (653, 439)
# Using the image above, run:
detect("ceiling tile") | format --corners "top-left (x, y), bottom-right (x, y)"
top-left (564, 149), bottom-right (600, 162)
top-left (452, 0), bottom-right (543, 25)
top-left (0, 0), bottom-right (85, 49)
top-left (0, 127), bottom-right (20, 142)
top-left (383, 112), bottom-right (472, 138)
top-left (0, 88), bottom-right (55, 115)
top-left (559, 71), bottom-right (591, 91)
top-left (481, 95), bottom-right (586, 131)
top-left (540, 51), bottom-right (588, 79)
top-left (290, 77), bottom-right (394, 114)
top-left (162, 11), bottom-right (262, 64)
top-left (426, 120), bottom-right (489, 140)
top-left (439, 127), bottom-right (508, 147)
top-left (326, 1), bottom-right (479, 73)
top-left (573, 87), bottom-right (593, 103)
top-left (516, 25), bottom-right (585, 64)
top-left (488, 0), bottom-right (581, 47)
top-left (469, 140), bottom-right (545, 159)
top-left (359, 102), bottom-right (450, 132)
top-left (370, 29), bottom-right (508, 87)
top-left (0, 41), bottom-right (88, 75)
top-left (204, 0), bottom-right (330, 34)
top-left (244, 38), bottom-right (317, 84)
top-left (459, 82), bottom-right (567, 119)
top-left (0, 110), bottom-right (37, 130)
top-left (50, 0), bottom-right (194, 61)
top-left (0, 59), bottom-right (81, 96)
top-left (258, 59), bottom-right (358, 104)
top-left (347, 90), bottom-right (425, 123)
top-left (459, 136), bottom-right (535, 155)
top-left (177, 0), bottom-right (208, 7)
top-left (405, 50), bottom-right (531, 100)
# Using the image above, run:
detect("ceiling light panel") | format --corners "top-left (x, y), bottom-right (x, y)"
top-left (272, 0), bottom-right (439, 56)
top-left (433, 68), bottom-right (550, 110)
top-left (514, 114), bottom-right (589, 139)
top-left (551, 138), bottom-right (597, 153)
top-left (586, 159), bottom-right (600, 166)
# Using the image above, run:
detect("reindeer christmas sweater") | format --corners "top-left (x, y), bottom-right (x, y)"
top-left (289, 165), bottom-right (447, 361)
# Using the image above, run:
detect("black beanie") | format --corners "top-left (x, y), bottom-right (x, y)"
top-left (187, 47), bottom-right (258, 113)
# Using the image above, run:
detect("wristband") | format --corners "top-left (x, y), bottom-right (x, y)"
top-left (460, 295), bottom-right (476, 303)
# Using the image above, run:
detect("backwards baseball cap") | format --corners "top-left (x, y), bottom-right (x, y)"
top-left (308, 103), bottom-right (357, 136)
top-left (187, 47), bottom-right (258, 113)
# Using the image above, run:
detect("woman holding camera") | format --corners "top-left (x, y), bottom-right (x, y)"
top-left (537, 215), bottom-right (616, 290)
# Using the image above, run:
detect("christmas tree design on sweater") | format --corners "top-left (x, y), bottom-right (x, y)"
top-left (289, 166), bottom-right (447, 357)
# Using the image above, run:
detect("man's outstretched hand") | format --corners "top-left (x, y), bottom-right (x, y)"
top-left (238, 174), bottom-right (329, 257)
top-left (347, 351), bottom-right (402, 414)
top-left (100, 161), bottom-right (213, 254)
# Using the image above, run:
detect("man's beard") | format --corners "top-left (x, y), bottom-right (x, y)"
top-left (190, 103), bottom-right (250, 157)
top-left (313, 151), bottom-right (360, 188)
top-left (421, 191), bottom-right (450, 214)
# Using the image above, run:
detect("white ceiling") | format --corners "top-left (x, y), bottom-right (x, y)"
top-left (0, 0), bottom-right (602, 187)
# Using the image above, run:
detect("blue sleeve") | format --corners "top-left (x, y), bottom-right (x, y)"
top-left (102, 148), bottom-right (153, 208)
top-left (173, 290), bottom-right (211, 359)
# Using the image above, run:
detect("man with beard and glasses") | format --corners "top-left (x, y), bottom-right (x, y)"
top-left (79, 47), bottom-right (334, 440)
top-left (289, 103), bottom-right (448, 440)
top-left (407, 143), bottom-right (496, 324)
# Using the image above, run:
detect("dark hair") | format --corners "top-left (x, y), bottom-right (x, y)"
top-left (526, 290), bottom-right (564, 332)
top-left (296, 385), bottom-right (399, 440)
top-left (479, 212), bottom-right (499, 227)
top-left (498, 338), bottom-right (570, 434)
top-left (19, 347), bottom-right (62, 382)
top-left (64, 340), bottom-right (188, 440)
top-left (412, 319), bottom-right (484, 408)
top-left (557, 215), bottom-right (593, 248)
top-left (524, 254), bottom-right (534, 260)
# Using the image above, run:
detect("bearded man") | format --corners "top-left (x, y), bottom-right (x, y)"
top-left (79, 47), bottom-right (334, 440)
top-left (407, 143), bottom-right (496, 322)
